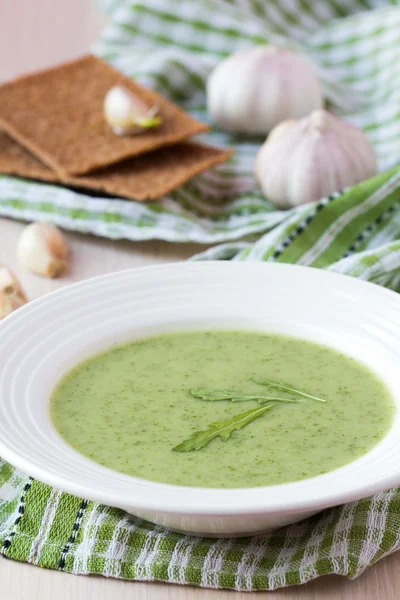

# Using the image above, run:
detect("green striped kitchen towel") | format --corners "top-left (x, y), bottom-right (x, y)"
top-left (2, 0), bottom-right (400, 593)
top-left (2, 454), bottom-right (400, 590)
top-left (193, 166), bottom-right (400, 293)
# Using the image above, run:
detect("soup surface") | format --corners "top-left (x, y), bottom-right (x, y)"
top-left (51, 330), bottom-right (395, 488)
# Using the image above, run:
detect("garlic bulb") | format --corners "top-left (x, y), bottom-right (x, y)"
top-left (17, 222), bottom-right (69, 278)
top-left (207, 45), bottom-right (323, 135)
top-left (0, 267), bottom-right (27, 319)
top-left (255, 110), bottom-right (377, 208)
top-left (104, 85), bottom-right (162, 135)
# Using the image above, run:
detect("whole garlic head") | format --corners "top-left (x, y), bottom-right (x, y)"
top-left (17, 222), bottom-right (69, 278)
top-left (255, 110), bottom-right (377, 208)
top-left (207, 45), bottom-right (323, 135)
top-left (104, 85), bottom-right (161, 135)
top-left (0, 267), bottom-right (27, 319)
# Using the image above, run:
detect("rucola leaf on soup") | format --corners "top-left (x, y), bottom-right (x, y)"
top-left (190, 388), bottom-right (296, 404)
top-left (172, 403), bottom-right (277, 452)
top-left (251, 377), bottom-right (326, 403)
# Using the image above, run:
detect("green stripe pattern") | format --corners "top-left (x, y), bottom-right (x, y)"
top-left (194, 166), bottom-right (400, 292)
top-left (2, 0), bottom-right (400, 592)
top-left (2, 468), bottom-right (400, 590)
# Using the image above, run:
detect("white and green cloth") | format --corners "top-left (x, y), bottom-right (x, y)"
top-left (2, 0), bottom-right (400, 591)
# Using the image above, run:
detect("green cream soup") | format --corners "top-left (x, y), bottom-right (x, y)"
top-left (51, 331), bottom-right (395, 488)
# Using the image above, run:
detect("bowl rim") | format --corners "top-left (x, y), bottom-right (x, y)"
top-left (1, 261), bottom-right (400, 517)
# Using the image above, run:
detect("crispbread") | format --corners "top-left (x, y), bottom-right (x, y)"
top-left (0, 55), bottom-right (209, 176)
top-left (0, 132), bottom-right (232, 200)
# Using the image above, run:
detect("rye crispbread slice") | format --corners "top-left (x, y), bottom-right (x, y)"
top-left (0, 131), bottom-right (232, 200)
top-left (0, 55), bottom-right (209, 176)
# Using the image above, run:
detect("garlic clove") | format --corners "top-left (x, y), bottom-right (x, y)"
top-left (104, 85), bottom-right (162, 136)
top-left (207, 45), bottom-right (323, 135)
top-left (17, 222), bottom-right (69, 278)
top-left (255, 109), bottom-right (377, 208)
top-left (0, 267), bottom-right (27, 319)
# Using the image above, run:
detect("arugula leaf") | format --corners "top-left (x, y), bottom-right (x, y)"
top-left (190, 388), bottom-right (296, 404)
top-left (251, 377), bottom-right (326, 403)
top-left (172, 403), bottom-right (277, 452)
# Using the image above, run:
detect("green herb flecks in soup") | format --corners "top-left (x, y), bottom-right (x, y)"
top-left (51, 331), bottom-right (395, 488)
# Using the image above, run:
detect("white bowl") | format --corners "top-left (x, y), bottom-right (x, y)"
top-left (1, 262), bottom-right (400, 537)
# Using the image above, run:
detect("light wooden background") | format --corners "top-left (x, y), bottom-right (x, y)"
top-left (0, 2), bottom-right (399, 598)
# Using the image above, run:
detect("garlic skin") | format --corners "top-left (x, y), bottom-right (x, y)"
top-left (207, 45), bottom-right (323, 135)
top-left (104, 85), bottom-right (162, 135)
top-left (0, 267), bottom-right (27, 319)
top-left (17, 222), bottom-right (69, 278)
top-left (255, 110), bottom-right (377, 208)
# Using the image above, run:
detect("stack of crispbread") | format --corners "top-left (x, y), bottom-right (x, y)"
top-left (0, 55), bottom-right (231, 200)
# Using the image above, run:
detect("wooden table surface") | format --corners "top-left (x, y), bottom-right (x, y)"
top-left (0, 2), bottom-right (398, 598)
